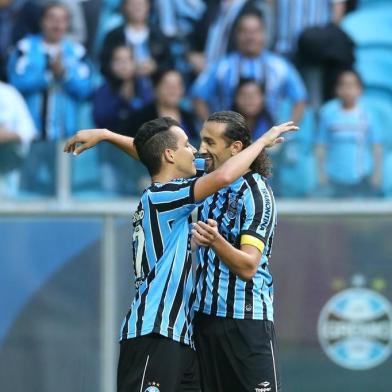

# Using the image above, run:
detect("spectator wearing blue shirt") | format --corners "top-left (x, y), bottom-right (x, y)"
top-left (316, 70), bottom-right (383, 197)
top-left (191, 10), bottom-right (307, 125)
top-left (100, 0), bottom-right (172, 81)
top-left (93, 44), bottom-right (153, 195)
top-left (274, 0), bottom-right (347, 58)
top-left (93, 45), bottom-right (152, 134)
top-left (0, 0), bottom-right (42, 81)
top-left (232, 78), bottom-right (273, 140)
top-left (0, 80), bottom-right (37, 197)
top-left (187, 0), bottom-right (269, 76)
top-left (128, 69), bottom-right (198, 141)
top-left (7, 2), bottom-right (93, 140)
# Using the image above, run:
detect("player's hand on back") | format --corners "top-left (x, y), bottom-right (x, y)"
top-left (192, 219), bottom-right (219, 247)
top-left (261, 121), bottom-right (299, 148)
top-left (64, 128), bottom-right (108, 155)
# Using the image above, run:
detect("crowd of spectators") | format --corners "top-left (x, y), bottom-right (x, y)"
top-left (1, 0), bottom-right (390, 199)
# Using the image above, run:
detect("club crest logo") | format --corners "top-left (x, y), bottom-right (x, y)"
top-left (227, 194), bottom-right (239, 219)
top-left (318, 276), bottom-right (392, 370)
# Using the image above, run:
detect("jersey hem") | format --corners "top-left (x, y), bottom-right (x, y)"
top-left (120, 327), bottom-right (192, 346)
top-left (194, 308), bottom-right (273, 321)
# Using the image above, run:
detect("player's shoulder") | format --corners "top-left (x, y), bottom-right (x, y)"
top-left (242, 172), bottom-right (271, 196)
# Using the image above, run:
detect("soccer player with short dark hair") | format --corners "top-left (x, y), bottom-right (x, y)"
top-left (64, 115), bottom-right (296, 392)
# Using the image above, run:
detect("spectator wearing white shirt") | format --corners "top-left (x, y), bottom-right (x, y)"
top-left (0, 81), bottom-right (37, 197)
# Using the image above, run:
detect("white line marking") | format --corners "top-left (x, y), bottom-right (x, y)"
top-left (270, 340), bottom-right (278, 392)
top-left (140, 354), bottom-right (150, 392)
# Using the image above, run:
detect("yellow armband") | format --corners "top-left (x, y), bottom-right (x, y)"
top-left (240, 234), bottom-right (265, 253)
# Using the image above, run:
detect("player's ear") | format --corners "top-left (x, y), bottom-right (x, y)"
top-left (163, 148), bottom-right (175, 164)
top-left (231, 140), bottom-right (243, 156)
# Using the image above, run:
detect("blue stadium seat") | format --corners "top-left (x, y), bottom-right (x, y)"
top-left (355, 47), bottom-right (392, 92)
top-left (93, 5), bottom-right (123, 57)
top-left (361, 91), bottom-right (392, 146)
top-left (71, 147), bottom-right (101, 195)
top-left (357, 0), bottom-right (392, 10)
top-left (382, 150), bottom-right (392, 197)
top-left (361, 91), bottom-right (392, 196)
top-left (275, 104), bottom-right (317, 197)
top-left (342, 3), bottom-right (392, 47)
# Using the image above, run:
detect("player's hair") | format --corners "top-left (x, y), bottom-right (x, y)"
top-left (134, 117), bottom-right (179, 176)
top-left (207, 111), bottom-right (272, 177)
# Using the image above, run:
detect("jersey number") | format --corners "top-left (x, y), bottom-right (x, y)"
top-left (133, 225), bottom-right (145, 280)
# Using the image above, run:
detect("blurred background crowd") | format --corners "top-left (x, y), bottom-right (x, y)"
top-left (1, 0), bottom-right (392, 199)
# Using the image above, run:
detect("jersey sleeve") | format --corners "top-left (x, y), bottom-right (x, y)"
top-left (240, 178), bottom-right (275, 251)
top-left (148, 177), bottom-right (201, 220)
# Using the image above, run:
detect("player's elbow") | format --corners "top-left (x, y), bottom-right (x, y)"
top-left (238, 263), bottom-right (258, 282)
top-left (214, 170), bottom-right (232, 189)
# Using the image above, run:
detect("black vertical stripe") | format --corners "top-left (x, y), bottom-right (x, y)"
top-left (167, 252), bottom-right (192, 337)
top-left (244, 174), bottom-right (266, 234)
top-left (121, 308), bottom-right (132, 338)
top-left (223, 184), bottom-right (247, 315)
top-left (210, 189), bottom-right (231, 315)
top-left (148, 198), bottom-right (164, 260)
top-left (198, 247), bottom-right (210, 312)
top-left (262, 293), bottom-right (268, 319)
top-left (198, 192), bottom-right (220, 312)
top-left (244, 280), bottom-right (254, 319)
top-left (152, 256), bottom-right (176, 332)
top-left (135, 269), bottom-right (156, 335)
top-left (225, 271), bottom-right (237, 316)
top-left (262, 183), bottom-right (276, 242)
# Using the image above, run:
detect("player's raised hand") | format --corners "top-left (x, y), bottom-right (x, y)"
top-left (64, 128), bottom-right (107, 155)
top-left (192, 219), bottom-right (219, 247)
top-left (261, 121), bottom-right (299, 148)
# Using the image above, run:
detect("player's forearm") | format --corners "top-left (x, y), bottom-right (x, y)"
top-left (102, 129), bottom-right (139, 159)
top-left (215, 135), bottom-right (269, 184)
top-left (212, 234), bottom-right (257, 281)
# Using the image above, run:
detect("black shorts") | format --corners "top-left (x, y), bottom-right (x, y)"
top-left (117, 333), bottom-right (200, 392)
top-left (194, 312), bottom-right (281, 392)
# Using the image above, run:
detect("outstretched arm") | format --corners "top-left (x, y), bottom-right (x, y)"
top-left (193, 121), bottom-right (298, 201)
top-left (64, 128), bottom-right (139, 159)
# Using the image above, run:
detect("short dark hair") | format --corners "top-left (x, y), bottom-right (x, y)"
top-left (207, 111), bottom-right (272, 177)
top-left (134, 117), bottom-right (180, 176)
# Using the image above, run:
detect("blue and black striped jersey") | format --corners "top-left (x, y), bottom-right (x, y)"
top-left (120, 177), bottom-right (200, 346)
top-left (194, 171), bottom-right (277, 320)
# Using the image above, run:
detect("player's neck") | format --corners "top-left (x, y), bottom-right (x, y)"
top-left (151, 167), bottom-right (182, 184)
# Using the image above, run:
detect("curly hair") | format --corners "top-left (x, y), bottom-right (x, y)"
top-left (207, 111), bottom-right (272, 177)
